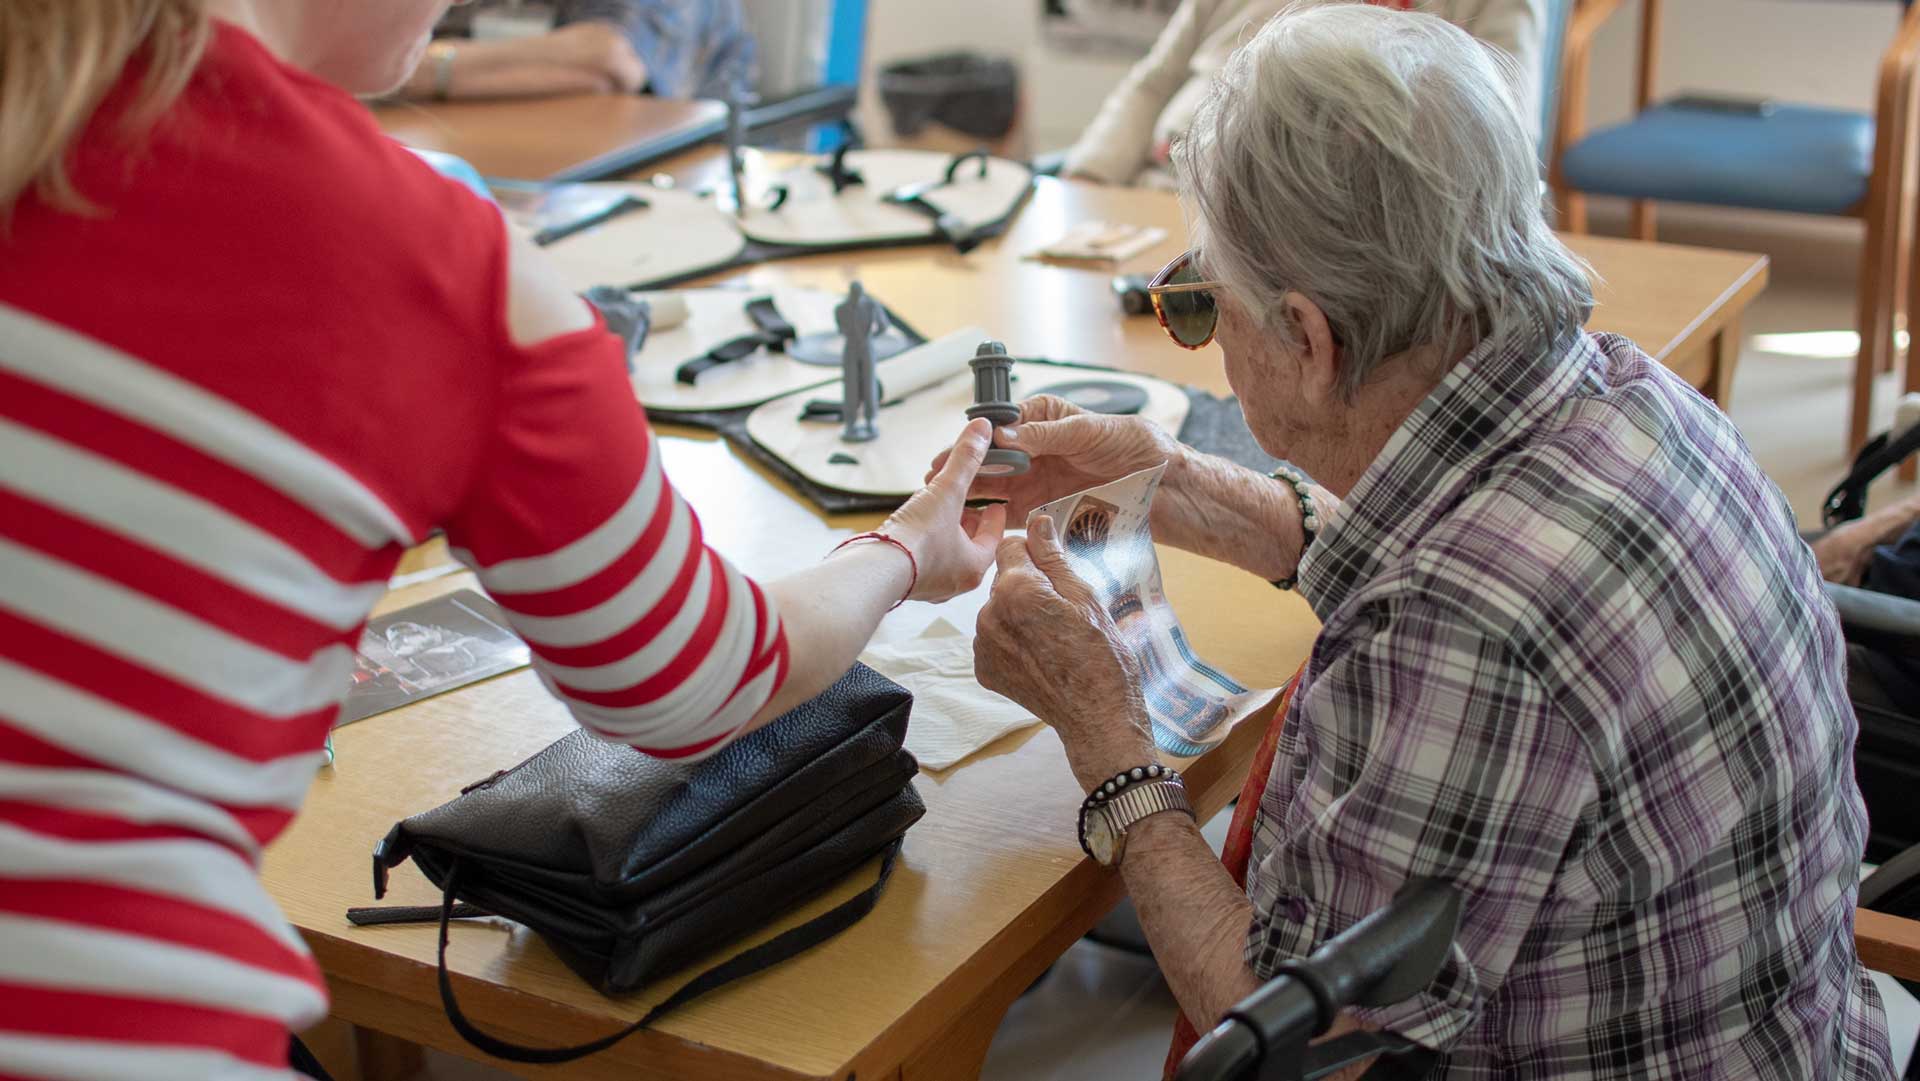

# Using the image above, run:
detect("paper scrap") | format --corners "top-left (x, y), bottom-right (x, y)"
top-left (1026, 220), bottom-right (1168, 263)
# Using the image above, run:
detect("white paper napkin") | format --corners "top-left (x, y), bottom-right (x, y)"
top-left (859, 617), bottom-right (1039, 771)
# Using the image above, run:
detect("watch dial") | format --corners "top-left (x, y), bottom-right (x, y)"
top-left (1087, 810), bottom-right (1116, 864)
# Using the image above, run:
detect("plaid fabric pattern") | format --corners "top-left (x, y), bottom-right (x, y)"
top-left (441, 0), bottom-right (756, 99)
top-left (1245, 330), bottom-right (1894, 1078)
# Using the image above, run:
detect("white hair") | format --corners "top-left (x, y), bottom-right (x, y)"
top-left (1177, 1), bottom-right (1592, 396)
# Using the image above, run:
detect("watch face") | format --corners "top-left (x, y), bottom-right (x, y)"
top-left (1086, 808), bottom-right (1117, 865)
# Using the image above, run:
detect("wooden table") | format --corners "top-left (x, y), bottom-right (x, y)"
top-left (268, 177), bottom-right (1787, 1081)
top-left (1574, 232), bottom-right (1768, 405)
top-left (637, 164), bottom-right (1769, 406)
top-left (370, 95), bottom-right (727, 182)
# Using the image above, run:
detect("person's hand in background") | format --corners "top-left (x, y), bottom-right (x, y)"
top-left (398, 21), bottom-right (646, 100)
top-left (542, 22), bottom-right (646, 93)
top-left (1811, 518), bottom-right (1879, 586)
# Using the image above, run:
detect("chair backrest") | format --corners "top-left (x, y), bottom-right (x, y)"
top-left (1538, 0), bottom-right (1575, 154)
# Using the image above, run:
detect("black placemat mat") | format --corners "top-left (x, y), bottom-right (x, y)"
top-left (643, 303), bottom-right (926, 432)
top-left (670, 359), bottom-right (1283, 515)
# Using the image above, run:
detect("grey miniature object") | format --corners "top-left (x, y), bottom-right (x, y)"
top-left (838, 282), bottom-right (889, 443)
top-left (581, 286), bottom-right (650, 372)
top-left (966, 340), bottom-right (1031, 475)
top-left (725, 89), bottom-right (750, 217)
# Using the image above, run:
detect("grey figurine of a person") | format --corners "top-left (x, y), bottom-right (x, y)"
top-left (837, 281), bottom-right (888, 443)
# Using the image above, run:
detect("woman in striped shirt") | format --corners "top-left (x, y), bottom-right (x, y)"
top-left (0, 1), bottom-right (1007, 1077)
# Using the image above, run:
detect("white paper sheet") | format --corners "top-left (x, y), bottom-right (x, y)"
top-left (860, 618), bottom-right (1039, 771)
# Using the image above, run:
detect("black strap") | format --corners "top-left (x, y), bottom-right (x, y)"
top-left (1825, 416), bottom-right (1920, 526)
top-left (429, 838), bottom-right (904, 1064)
top-left (532, 194), bottom-right (648, 247)
top-left (346, 901), bottom-right (489, 927)
top-left (887, 194), bottom-right (981, 255)
top-left (745, 296), bottom-right (797, 344)
top-left (674, 297), bottom-right (797, 385)
top-left (676, 333), bottom-right (768, 385)
top-left (815, 139), bottom-right (865, 194)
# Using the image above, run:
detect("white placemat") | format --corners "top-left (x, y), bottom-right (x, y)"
top-left (739, 149), bottom-right (1032, 249)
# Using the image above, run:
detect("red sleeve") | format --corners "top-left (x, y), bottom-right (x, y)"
top-left (442, 313), bottom-right (789, 758)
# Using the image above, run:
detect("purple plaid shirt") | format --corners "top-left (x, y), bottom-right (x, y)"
top-left (1245, 329), bottom-right (1893, 1078)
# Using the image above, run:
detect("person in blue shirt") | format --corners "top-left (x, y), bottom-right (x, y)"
top-left (397, 0), bottom-right (755, 102)
top-left (1811, 491), bottom-right (1920, 721)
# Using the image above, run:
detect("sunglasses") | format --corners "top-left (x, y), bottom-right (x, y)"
top-left (1147, 248), bottom-right (1226, 350)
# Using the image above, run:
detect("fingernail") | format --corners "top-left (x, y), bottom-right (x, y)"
top-left (1000, 425), bottom-right (1020, 443)
top-left (1035, 514), bottom-right (1055, 540)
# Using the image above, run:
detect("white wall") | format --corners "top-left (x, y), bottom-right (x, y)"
top-left (859, 0), bottom-right (1907, 169)
top-left (1583, 1), bottom-right (1900, 126)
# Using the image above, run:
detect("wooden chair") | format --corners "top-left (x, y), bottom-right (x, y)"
top-left (1550, 0), bottom-right (1920, 463)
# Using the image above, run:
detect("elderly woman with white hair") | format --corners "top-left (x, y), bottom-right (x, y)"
top-left (964, 3), bottom-right (1894, 1077)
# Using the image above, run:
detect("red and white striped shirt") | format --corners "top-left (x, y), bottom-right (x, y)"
top-left (0, 23), bottom-right (786, 1078)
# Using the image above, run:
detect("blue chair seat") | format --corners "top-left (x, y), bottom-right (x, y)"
top-left (1560, 102), bottom-right (1873, 216)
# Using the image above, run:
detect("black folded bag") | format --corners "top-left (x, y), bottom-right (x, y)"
top-left (349, 664), bottom-right (924, 1064)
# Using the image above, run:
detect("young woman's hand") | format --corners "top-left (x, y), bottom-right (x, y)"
top-left (883, 419), bottom-right (1008, 602)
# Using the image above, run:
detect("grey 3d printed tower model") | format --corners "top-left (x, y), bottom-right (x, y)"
top-left (967, 340), bottom-right (1031, 476)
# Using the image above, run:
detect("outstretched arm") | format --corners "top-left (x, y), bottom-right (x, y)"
top-left (942, 394), bottom-right (1333, 583)
top-left (445, 228), bottom-right (1005, 758)
top-left (395, 22), bottom-right (647, 101)
top-left (1153, 446), bottom-right (1328, 584)
top-left (1062, 0), bottom-right (1219, 184)
top-left (1811, 491), bottom-right (1920, 586)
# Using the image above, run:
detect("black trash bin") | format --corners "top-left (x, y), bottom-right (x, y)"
top-left (878, 53), bottom-right (1020, 141)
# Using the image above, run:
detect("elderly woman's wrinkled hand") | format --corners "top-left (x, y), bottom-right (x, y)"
top-left (927, 394), bottom-right (1183, 523)
top-left (885, 419), bottom-right (1009, 602)
top-left (1809, 518), bottom-right (1879, 587)
top-left (975, 515), bottom-right (1157, 790)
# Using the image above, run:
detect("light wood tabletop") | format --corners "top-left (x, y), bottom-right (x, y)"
top-left (649, 169), bottom-right (1769, 405)
top-left (370, 95), bottom-right (727, 183)
top-left (268, 174), bottom-right (1794, 1081)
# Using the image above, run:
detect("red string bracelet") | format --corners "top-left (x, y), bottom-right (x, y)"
top-left (830, 531), bottom-right (918, 610)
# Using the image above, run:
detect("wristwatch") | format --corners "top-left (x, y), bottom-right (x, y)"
top-left (1078, 766), bottom-right (1194, 867)
top-left (427, 41), bottom-right (458, 101)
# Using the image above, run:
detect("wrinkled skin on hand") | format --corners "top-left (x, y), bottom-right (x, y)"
top-left (974, 514), bottom-right (1156, 790)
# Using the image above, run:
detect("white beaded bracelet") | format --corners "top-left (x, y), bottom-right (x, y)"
top-left (1269, 463), bottom-right (1318, 591)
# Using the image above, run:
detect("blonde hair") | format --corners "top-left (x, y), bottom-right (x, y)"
top-left (0, 0), bottom-right (211, 216)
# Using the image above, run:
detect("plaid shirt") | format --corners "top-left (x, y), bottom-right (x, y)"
top-left (441, 0), bottom-right (757, 99)
top-left (1245, 329), bottom-right (1893, 1078)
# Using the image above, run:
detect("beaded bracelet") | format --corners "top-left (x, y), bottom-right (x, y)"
top-left (830, 531), bottom-right (918, 609)
top-left (1268, 463), bottom-right (1319, 591)
top-left (1081, 763), bottom-right (1183, 809)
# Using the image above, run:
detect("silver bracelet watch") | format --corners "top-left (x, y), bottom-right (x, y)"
top-left (1078, 765), bottom-right (1195, 867)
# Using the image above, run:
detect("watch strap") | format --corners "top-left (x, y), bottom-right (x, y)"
top-left (1104, 778), bottom-right (1192, 835)
top-left (1079, 775), bottom-right (1192, 863)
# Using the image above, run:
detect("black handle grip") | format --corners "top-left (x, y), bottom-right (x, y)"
top-left (1176, 880), bottom-right (1461, 1081)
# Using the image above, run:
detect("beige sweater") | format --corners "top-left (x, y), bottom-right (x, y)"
top-left (1061, 0), bottom-right (1548, 186)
